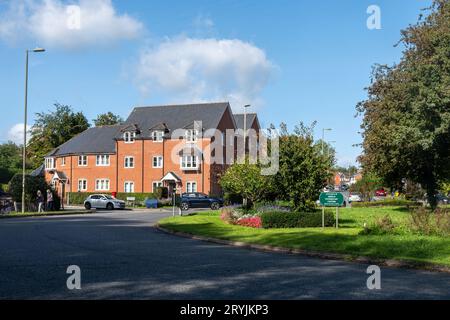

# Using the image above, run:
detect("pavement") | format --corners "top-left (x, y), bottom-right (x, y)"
top-left (0, 209), bottom-right (449, 299)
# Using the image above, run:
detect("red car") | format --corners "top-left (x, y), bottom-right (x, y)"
top-left (375, 188), bottom-right (387, 197)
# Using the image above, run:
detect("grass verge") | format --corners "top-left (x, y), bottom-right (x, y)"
top-left (158, 207), bottom-right (450, 268)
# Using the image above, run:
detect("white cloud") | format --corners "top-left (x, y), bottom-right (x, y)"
top-left (7, 123), bottom-right (31, 145)
top-left (134, 37), bottom-right (275, 110)
top-left (0, 0), bottom-right (143, 49)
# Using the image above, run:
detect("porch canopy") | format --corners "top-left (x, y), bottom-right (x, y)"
top-left (161, 171), bottom-right (182, 183)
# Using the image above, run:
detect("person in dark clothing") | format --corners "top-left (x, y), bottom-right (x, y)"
top-left (37, 190), bottom-right (44, 212)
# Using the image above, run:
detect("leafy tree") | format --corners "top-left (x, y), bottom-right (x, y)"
top-left (0, 142), bottom-right (28, 184)
top-left (357, 0), bottom-right (450, 209)
top-left (334, 165), bottom-right (358, 177)
top-left (349, 172), bottom-right (383, 201)
top-left (93, 112), bottom-right (124, 126)
top-left (27, 103), bottom-right (90, 169)
top-left (274, 122), bottom-right (331, 212)
top-left (220, 163), bottom-right (275, 207)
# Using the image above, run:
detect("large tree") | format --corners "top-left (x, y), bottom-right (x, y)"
top-left (0, 142), bottom-right (26, 184)
top-left (27, 103), bottom-right (90, 168)
top-left (357, 0), bottom-right (450, 209)
top-left (274, 122), bottom-right (331, 212)
top-left (93, 112), bottom-right (124, 126)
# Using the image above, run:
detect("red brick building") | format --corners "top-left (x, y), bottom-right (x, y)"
top-left (43, 102), bottom-right (260, 200)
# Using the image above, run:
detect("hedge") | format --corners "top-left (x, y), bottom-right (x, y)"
top-left (261, 210), bottom-right (334, 228)
top-left (67, 192), bottom-right (159, 205)
top-left (351, 199), bottom-right (421, 207)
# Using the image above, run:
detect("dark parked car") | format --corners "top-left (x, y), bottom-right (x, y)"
top-left (436, 194), bottom-right (449, 205)
top-left (180, 193), bottom-right (223, 210)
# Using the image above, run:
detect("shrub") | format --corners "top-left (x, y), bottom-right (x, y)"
top-left (67, 192), bottom-right (157, 205)
top-left (220, 205), bottom-right (243, 224)
top-left (360, 215), bottom-right (397, 235)
top-left (254, 202), bottom-right (291, 214)
top-left (261, 210), bottom-right (334, 228)
top-left (223, 192), bottom-right (243, 205)
top-left (236, 216), bottom-right (262, 228)
top-left (409, 207), bottom-right (450, 236)
top-left (351, 199), bottom-right (421, 208)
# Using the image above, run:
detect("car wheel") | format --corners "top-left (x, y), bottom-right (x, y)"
top-left (180, 202), bottom-right (189, 211)
top-left (106, 203), bottom-right (114, 210)
top-left (84, 202), bottom-right (91, 210)
top-left (210, 202), bottom-right (220, 210)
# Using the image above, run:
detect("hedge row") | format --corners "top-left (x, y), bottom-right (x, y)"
top-left (351, 199), bottom-right (421, 207)
top-left (67, 192), bottom-right (159, 205)
top-left (261, 211), bottom-right (334, 228)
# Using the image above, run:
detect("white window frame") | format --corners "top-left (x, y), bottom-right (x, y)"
top-left (45, 158), bottom-right (55, 170)
top-left (185, 129), bottom-right (198, 142)
top-left (78, 179), bottom-right (87, 191)
top-left (152, 181), bottom-right (163, 192)
top-left (123, 131), bottom-right (136, 143)
top-left (124, 156), bottom-right (134, 168)
top-left (61, 157), bottom-right (66, 166)
top-left (151, 130), bottom-right (164, 142)
top-left (95, 179), bottom-right (110, 191)
top-left (180, 155), bottom-right (198, 170)
top-left (186, 181), bottom-right (197, 193)
top-left (78, 155), bottom-right (88, 166)
top-left (124, 181), bottom-right (135, 193)
top-left (96, 154), bottom-right (110, 166)
top-left (152, 156), bottom-right (163, 168)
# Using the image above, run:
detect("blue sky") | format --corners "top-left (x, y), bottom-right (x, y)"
top-left (0, 0), bottom-right (432, 166)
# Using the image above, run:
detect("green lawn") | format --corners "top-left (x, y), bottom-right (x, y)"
top-left (159, 207), bottom-right (450, 267)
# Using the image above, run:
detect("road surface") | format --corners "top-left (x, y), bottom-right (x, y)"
top-left (0, 210), bottom-right (449, 299)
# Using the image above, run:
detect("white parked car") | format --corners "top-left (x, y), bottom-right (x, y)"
top-left (84, 194), bottom-right (125, 210)
top-left (348, 193), bottom-right (362, 203)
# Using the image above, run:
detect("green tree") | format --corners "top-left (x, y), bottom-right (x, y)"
top-left (274, 122), bottom-right (331, 212)
top-left (0, 142), bottom-right (27, 184)
top-left (93, 112), bottom-right (124, 126)
top-left (28, 103), bottom-right (90, 169)
top-left (357, 0), bottom-right (450, 209)
top-left (220, 163), bottom-right (275, 207)
top-left (349, 173), bottom-right (383, 201)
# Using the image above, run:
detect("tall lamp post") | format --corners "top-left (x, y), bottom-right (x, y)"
top-left (321, 128), bottom-right (332, 155)
top-left (22, 47), bottom-right (45, 213)
top-left (243, 104), bottom-right (251, 156)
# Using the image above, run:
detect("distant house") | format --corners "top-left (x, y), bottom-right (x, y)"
top-left (43, 102), bottom-right (260, 199)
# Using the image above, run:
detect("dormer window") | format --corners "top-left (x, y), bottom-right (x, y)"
top-left (124, 131), bottom-right (136, 143)
top-left (185, 129), bottom-right (198, 142)
top-left (151, 130), bottom-right (164, 142)
top-left (45, 158), bottom-right (55, 170)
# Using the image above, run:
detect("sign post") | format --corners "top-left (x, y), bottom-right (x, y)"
top-left (319, 192), bottom-right (344, 229)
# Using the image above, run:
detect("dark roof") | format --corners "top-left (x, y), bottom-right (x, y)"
top-left (30, 164), bottom-right (44, 177)
top-left (120, 102), bottom-right (231, 138)
top-left (46, 125), bottom-right (123, 157)
top-left (233, 113), bottom-right (258, 130)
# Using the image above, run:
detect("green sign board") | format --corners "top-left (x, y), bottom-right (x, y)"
top-left (319, 192), bottom-right (344, 207)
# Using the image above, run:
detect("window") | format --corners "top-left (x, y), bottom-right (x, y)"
top-left (61, 157), bottom-right (66, 166)
top-left (96, 155), bottom-right (110, 166)
top-left (186, 181), bottom-right (197, 193)
top-left (95, 179), bottom-right (110, 191)
top-left (123, 131), bottom-right (136, 143)
top-left (45, 158), bottom-right (55, 170)
top-left (152, 156), bottom-right (163, 168)
top-left (78, 155), bottom-right (87, 166)
top-left (124, 156), bottom-right (134, 168)
top-left (180, 155), bottom-right (198, 170)
top-left (151, 130), bottom-right (164, 142)
top-left (152, 181), bottom-right (162, 192)
top-left (185, 129), bottom-right (198, 142)
top-left (78, 179), bottom-right (87, 191)
top-left (124, 181), bottom-right (134, 193)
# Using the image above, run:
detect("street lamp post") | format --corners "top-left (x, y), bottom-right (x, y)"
top-left (321, 128), bottom-right (332, 155)
top-left (22, 47), bottom-right (45, 213)
top-left (243, 104), bottom-right (251, 156)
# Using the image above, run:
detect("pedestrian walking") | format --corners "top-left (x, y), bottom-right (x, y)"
top-left (46, 189), bottom-right (54, 211)
top-left (37, 190), bottom-right (44, 213)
